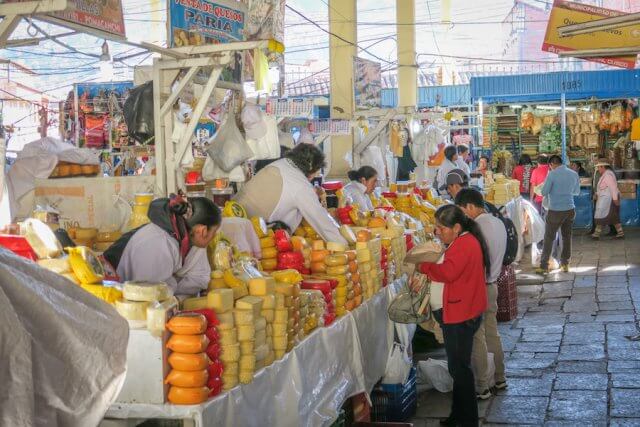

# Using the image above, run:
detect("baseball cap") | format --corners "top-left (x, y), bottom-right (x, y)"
top-left (241, 103), bottom-right (267, 140)
top-left (439, 168), bottom-right (469, 191)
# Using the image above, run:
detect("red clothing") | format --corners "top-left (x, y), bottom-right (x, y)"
top-left (419, 233), bottom-right (488, 324)
top-left (529, 164), bottom-right (550, 203)
top-left (512, 164), bottom-right (533, 194)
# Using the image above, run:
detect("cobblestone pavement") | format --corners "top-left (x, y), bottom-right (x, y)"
top-left (411, 229), bottom-right (640, 426)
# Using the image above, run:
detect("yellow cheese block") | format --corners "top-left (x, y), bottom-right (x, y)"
top-left (207, 289), bottom-right (235, 313)
top-left (255, 316), bottom-right (267, 331)
top-left (222, 374), bottom-right (239, 391)
top-left (248, 277), bottom-right (276, 296)
top-left (260, 236), bottom-right (275, 249)
top-left (274, 349), bottom-right (286, 360)
top-left (224, 362), bottom-right (239, 376)
top-left (220, 344), bottom-right (240, 362)
top-left (272, 322), bottom-right (287, 337)
top-left (37, 258), bottom-right (72, 274)
top-left (355, 241), bottom-right (369, 250)
top-left (240, 340), bottom-right (255, 355)
top-left (222, 270), bottom-right (248, 299)
top-left (233, 309), bottom-right (255, 326)
top-left (255, 329), bottom-right (267, 347)
top-left (255, 343), bottom-right (269, 361)
top-left (235, 296), bottom-right (264, 318)
top-left (274, 308), bottom-right (288, 324)
top-left (325, 253), bottom-right (348, 267)
top-left (272, 335), bottom-right (287, 351)
top-left (326, 265), bottom-right (349, 276)
top-left (240, 354), bottom-right (256, 370)
top-left (239, 370), bottom-right (254, 384)
top-left (208, 278), bottom-right (226, 290)
top-left (181, 296), bottom-right (208, 311)
top-left (217, 311), bottom-right (234, 327)
top-left (237, 324), bottom-right (256, 341)
top-left (274, 294), bottom-right (285, 309)
top-left (115, 299), bottom-right (149, 321)
top-left (260, 258), bottom-right (277, 271)
top-left (146, 297), bottom-right (179, 335)
top-left (356, 250), bottom-right (372, 263)
top-left (274, 282), bottom-right (296, 297)
top-left (261, 309), bottom-right (275, 322)
top-left (261, 246), bottom-right (278, 259)
top-left (327, 241), bottom-right (347, 252)
top-left (256, 294), bottom-right (276, 310)
top-left (123, 281), bottom-right (169, 302)
top-left (219, 328), bottom-right (238, 346)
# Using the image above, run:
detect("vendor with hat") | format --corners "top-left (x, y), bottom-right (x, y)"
top-left (592, 159), bottom-right (624, 239)
top-left (441, 168), bottom-right (470, 200)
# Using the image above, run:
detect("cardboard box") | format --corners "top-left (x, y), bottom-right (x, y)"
top-left (618, 181), bottom-right (637, 194)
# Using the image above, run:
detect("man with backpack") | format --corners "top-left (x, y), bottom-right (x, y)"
top-left (455, 188), bottom-right (512, 400)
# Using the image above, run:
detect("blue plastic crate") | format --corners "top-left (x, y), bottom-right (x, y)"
top-left (371, 366), bottom-right (417, 422)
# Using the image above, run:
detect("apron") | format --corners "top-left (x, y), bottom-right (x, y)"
top-left (594, 172), bottom-right (614, 220)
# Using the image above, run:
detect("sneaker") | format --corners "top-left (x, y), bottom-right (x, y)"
top-left (535, 267), bottom-right (549, 275)
top-left (560, 264), bottom-right (569, 273)
top-left (477, 388), bottom-right (492, 400)
top-left (495, 380), bottom-right (508, 390)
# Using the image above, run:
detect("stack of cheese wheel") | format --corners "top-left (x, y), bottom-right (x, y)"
top-left (309, 240), bottom-right (329, 276)
top-left (208, 269), bottom-right (226, 291)
top-left (165, 313), bottom-right (211, 404)
top-left (356, 237), bottom-right (379, 300)
top-left (273, 281), bottom-right (299, 357)
top-left (346, 250), bottom-right (363, 309)
top-left (301, 279), bottom-right (335, 325)
top-left (272, 270), bottom-right (303, 347)
top-left (248, 277), bottom-right (277, 367)
top-left (116, 282), bottom-right (171, 328)
top-left (207, 289), bottom-right (238, 391)
top-left (259, 230), bottom-right (278, 272)
top-left (381, 238), bottom-right (394, 285)
top-left (300, 289), bottom-right (326, 335)
top-left (323, 241), bottom-right (354, 316)
top-left (233, 296), bottom-right (264, 384)
top-left (291, 236), bottom-right (311, 273)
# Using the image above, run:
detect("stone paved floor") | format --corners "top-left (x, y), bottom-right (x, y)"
top-left (411, 229), bottom-right (640, 426)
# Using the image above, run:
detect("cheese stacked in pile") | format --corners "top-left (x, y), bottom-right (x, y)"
top-left (322, 241), bottom-right (354, 316)
top-left (116, 282), bottom-right (171, 328)
top-left (233, 296), bottom-right (266, 384)
top-left (346, 250), bottom-right (363, 309)
top-left (259, 230), bottom-right (278, 272)
top-left (357, 238), bottom-right (383, 299)
top-left (207, 289), bottom-right (238, 391)
top-left (248, 277), bottom-right (279, 367)
top-left (300, 289), bottom-right (326, 334)
top-left (273, 280), bottom-right (301, 359)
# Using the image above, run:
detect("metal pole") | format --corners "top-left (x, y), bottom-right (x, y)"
top-left (561, 92), bottom-right (567, 163)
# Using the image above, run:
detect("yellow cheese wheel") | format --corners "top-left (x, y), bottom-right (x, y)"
top-left (220, 343), bottom-right (241, 362)
top-left (168, 352), bottom-right (210, 371)
top-left (310, 250), bottom-right (329, 263)
top-left (219, 328), bottom-right (238, 346)
top-left (222, 374), bottom-right (239, 391)
top-left (272, 335), bottom-right (288, 351)
top-left (240, 340), bottom-right (255, 355)
top-left (272, 322), bottom-right (287, 337)
top-left (271, 269), bottom-right (303, 285)
top-left (164, 369), bottom-right (208, 388)
top-left (261, 247), bottom-right (278, 259)
top-left (115, 299), bottom-right (149, 321)
top-left (336, 287), bottom-right (348, 298)
top-left (326, 265), bottom-right (349, 276)
top-left (260, 236), bottom-right (276, 249)
top-left (325, 253), bottom-right (348, 267)
top-left (168, 386), bottom-right (209, 405)
top-left (240, 354), bottom-right (256, 370)
top-left (239, 370), bottom-right (254, 384)
top-left (237, 324), bottom-right (256, 341)
top-left (167, 334), bottom-right (209, 354)
top-left (123, 281), bottom-right (170, 302)
top-left (274, 309), bottom-right (288, 324)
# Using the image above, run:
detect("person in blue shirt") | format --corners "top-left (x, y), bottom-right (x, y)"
top-left (535, 155), bottom-right (580, 275)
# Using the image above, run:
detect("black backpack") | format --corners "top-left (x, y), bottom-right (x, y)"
top-left (484, 202), bottom-right (518, 265)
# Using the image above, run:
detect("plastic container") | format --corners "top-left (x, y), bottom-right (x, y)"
top-left (370, 366), bottom-right (417, 422)
top-left (0, 234), bottom-right (38, 261)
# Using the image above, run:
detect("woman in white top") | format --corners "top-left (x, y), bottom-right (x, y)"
top-left (234, 143), bottom-right (347, 244)
top-left (435, 145), bottom-right (460, 196)
top-left (105, 195), bottom-right (221, 298)
top-left (343, 166), bottom-right (378, 212)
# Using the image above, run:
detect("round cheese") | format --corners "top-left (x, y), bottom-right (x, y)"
top-left (123, 281), bottom-right (170, 302)
top-left (224, 362), bottom-right (239, 376)
top-left (222, 374), bottom-right (239, 391)
top-left (325, 253), bottom-right (348, 267)
top-left (327, 241), bottom-right (347, 253)
top-left (239, 354), bottom-right (256, 371)
top-left (220, 344), bottom-right (241, 362)
top-left (115, 299), bottom-right (149, 322)
top-left (326, 265), bottom-right (349, 276)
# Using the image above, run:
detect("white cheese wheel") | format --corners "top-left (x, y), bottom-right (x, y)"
top-left (123, 281), bottom-right (170, 302)
top-left (115, 299), bottom-right (149, 322)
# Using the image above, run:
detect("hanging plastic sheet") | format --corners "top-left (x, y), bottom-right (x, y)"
top-left (123, 81), bottom-right (154, 144)
top-left (0, 248), bottom-right (128, 426)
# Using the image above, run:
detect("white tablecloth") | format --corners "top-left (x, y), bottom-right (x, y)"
top-left (105, 277), bottom-right (407, 427)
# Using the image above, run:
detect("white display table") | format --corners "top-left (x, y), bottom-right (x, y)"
top-left (103, 278), bottom-right (405, 427)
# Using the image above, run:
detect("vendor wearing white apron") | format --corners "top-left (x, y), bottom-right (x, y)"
top-left (343, 166), bottom-right (378, 212)
top-left (234, 143), bottom-right (347, 245)
top-left (592, 159), bottom-right (623, 239)
top-left (435, 146), bottom-right (463, 196)
top-left (104, 195), bottom-right (221, 298)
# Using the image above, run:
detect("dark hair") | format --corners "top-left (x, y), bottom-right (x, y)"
top-left (435, 204), bottom-right (491, 276)
top-left (454, 188), bottom-right (485, 209)
top-left (171, 197), bottom-right (221, 229)
top-left (348, 165), bottom-right (378, 182)
top-left (255, 145), bottom-right (291, 173)
top-left (518, 154), bottom-right (532, 166)
top-left (444, 145), bottom-right (458, 161)
top-left (457, 144), bottom-right (469, 155)
top-left (538, 154), bottom-right (549, 165)
top-left (548, 155), bottom-right (562, 165)
top-left (573, 161), bottom-right (582, 168)
top-left (285, 143), bottom-right (326, 176)
top-left (480, 155), bottom-right (490, 162)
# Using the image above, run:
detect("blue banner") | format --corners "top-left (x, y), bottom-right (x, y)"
top-left (169, 0), bottom-right (246, 47)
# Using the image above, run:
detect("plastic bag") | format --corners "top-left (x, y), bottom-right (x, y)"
top-left (382, 342), bottom-right (412, 385)
top-left (417, 359), bottom-right (453, 392)
top-left (123, 81), bottom-right (154, 144)
top-left (246, 115), bottom-right (281, 160)
top-left (206, 114), bottom-right (253, 172)
top-left (202, 155), bottom-right (246, 183)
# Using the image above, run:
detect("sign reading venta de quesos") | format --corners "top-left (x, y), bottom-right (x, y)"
top-left (169, 0), bottom-right (246, 47)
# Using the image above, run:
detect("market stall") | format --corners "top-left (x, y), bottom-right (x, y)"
top-left (471, 69), bottom-right (640, 227)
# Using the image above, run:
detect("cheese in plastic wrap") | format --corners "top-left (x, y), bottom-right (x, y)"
top-left (80, 284), bottom-right (123, 305)
top-left (122, 281), bottom-right (170, 302)
top-left (22, 218), bottom-right (63, 259)
top-left (67, 246), bottom-right (105, 284)
top-left (115, 299), bottom-right (150, 328)
top-left (146, 297), bottom-right (179, 336)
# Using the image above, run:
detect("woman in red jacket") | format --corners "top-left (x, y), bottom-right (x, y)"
top-left (419, 205), bottom-right (490, 427)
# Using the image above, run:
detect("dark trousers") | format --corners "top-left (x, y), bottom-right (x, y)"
top-left (541, 209), bottom-right (575, 268)
top-left (434, 309), bottom-right (483, 427)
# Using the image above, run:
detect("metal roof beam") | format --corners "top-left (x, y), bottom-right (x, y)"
top-left (558, 12), bottom-right (640, 37)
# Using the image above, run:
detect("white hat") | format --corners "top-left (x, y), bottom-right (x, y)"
top-left (241, 103), bottom-right (267, 140)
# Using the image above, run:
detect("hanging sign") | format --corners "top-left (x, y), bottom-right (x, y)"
top-left (266, 97), bottom-right (314, 118)
top-left (168, 0), bottom-right (247, 47)
top-left (542, 0), bottom-right (639, 69)
top-left (6, 0), bottom-right (126, 38)
top-left (353, 57), bottom-right (382, 110)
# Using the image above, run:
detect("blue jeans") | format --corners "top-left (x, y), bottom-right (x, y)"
top-left (433, 309), bottom-right (483, 426)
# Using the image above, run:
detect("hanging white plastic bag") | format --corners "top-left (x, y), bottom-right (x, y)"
top-left (246, 115), bottom-right (280, 160)
top-left (417, 359), bottom-right (453, 392)
top-left (202, 155), bottom-right (246, 183)
top-left (382, 342), bottom-right (412, 385)
top-left (206, 113), bottom-right (253, 172)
